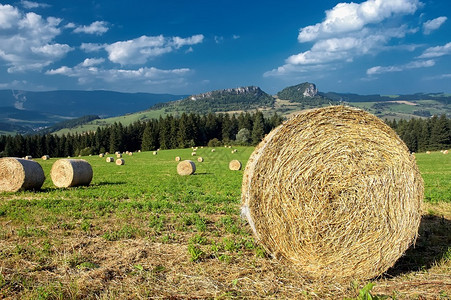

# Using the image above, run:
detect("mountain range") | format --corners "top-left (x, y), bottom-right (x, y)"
top-left (0, 83), bottom-right (449, 135)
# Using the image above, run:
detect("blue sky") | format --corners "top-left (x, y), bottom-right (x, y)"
top-left (0, 0), bottom-right (450, 95)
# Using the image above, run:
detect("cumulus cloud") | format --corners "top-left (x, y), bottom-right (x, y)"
top-left (73, 21), bottom-right (109, 35)
top-left (366, 59), bottom-right (435, 75)
top-left (423, 16), bottom-right (447, 34)
top-left (265, 0), bottom-right (422, 77)
top-left (0, 4), bottom-right (72, 72)
top-left (104, 34), bottom-right (204, 65)
top-left (21, 1), bottom-right (50, 9)
top-left (46, 62), bottom-right (191, 89)
top-left (418, 42), bottom-right (451, 58)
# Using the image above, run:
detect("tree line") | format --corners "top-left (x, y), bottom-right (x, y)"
top-left (0, 112), bottom-right (449, 158)
top-left (385, 114), bottom-right (450, 153)
top-left (0, 111), bottom-right (283, 158)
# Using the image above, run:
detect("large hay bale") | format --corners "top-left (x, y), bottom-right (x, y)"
top-left (241, 106), bottom-right (423, 280)
top-left (50, 159), bottom-right (93, 188)
top-left (0, 157), bottom-right (45, 192)
top-left (177, 160), bottom-right (196, 175)
top-left (116, 159), bottom-right (125, 165)
top-left (106, 157), bottom-right (114, 163)
top-left (229, 160), bottom-right (242, 170)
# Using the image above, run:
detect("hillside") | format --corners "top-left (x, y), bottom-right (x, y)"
top-left (152, 86), bottom-right (275, 113)
top-left (0, 90), bottom-right (187, 134)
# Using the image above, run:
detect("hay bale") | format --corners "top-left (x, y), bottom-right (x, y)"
top-left (211, 149), bottom-right (215, 152)
top-left (50, 159), bottom-right (93, 188)
top-left (115, 151), bottom-right (120, 155)
top-left (191, 152), bottom-right (197, 156)
top-left (153, 151), bottom-right (157, 155)
top-left (25, 155), bottom-right (32, 160)
top-left (106, 157), bottom-right (114, 163)
top-left (0, 157), bottom-right (45, 192)
top-left (175, 156), bottom-right (181, 162)
top-left (116, 153), bottom-right (122, 158)
top-left (128, 152), bottom-right (133, 156)
top-left (116, 159), bottom-right (125, 165)
top-left (138, 150), bottom-right (141, 153)
top-left (426, 151), bottom-right (431, 154)
top-left (41, 155), bottom-right (50, 160)
top-left (444, 150), bottom-right (448, 154)
top-left (99, 153), bottom-right (104, 158)
top-left (241, 106), bottom-right (423, 280)
top-left (197, 157), bottom-right (204, 162)
top-left (229, 160), bottom-right (242, 170)
top-left (177, 160), bottom-right (196, 175)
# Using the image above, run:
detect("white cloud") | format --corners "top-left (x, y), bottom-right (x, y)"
top-left (233, 35), bottom-right (240, 39)
top-left (0, 4), bottom-right (72, 72)
top-left (104, 34), bottom-right (204, 65)
top-left (73, 21), bottom-right (109, 35)
top-left (266, 0), bottom-right (422, 77)
top-left (423, 16), bottom-right (447, 34)
top-left (366, 59), bottom-right (435, 75)
top-left (21, 1), bottom-right (50, 9)
top-left (418, 42), bottom-right (451, 58)
top-left (298, 0), bottom-right (421, 42)
top-left (80, 58), bottom-right (105, 67)
top-left (80, 43), bottom-right (105, 52)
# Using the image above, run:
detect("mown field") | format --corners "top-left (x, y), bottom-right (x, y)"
top-left (0, 148), bottom-right (450, 299)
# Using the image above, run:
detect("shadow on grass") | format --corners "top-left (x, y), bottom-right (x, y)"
top-left (384, 214), bottom-right (451, 277)
top-left (193, 172), bottom-right (214, 176)
top-left (92, 181), bottom-right (127, 186)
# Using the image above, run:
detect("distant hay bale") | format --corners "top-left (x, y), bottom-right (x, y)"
top-left (126, 151), bottom-right (130, 154)
top-left (128, 152), bottom-right (133, 156)
top-left (41, 155), bottom-right (50, 160)
top-left (138, 150), bottom-right (141, 153)
top-left (444, 150), bottom-right (449, 154)
top-left (177, 160), bottom-right (196, 176)
top-left (50, 159), bottom-right (93, 188)
top-left (115, 151), bottom-right (120, 155)
top-left (229, 160), bottom-right (242, 170)
top-left (197, 157), bottom-right (204, 162)
top-left (241, 106), bottom-right (423, 280)
top-left (0, 157), bottom-right (45, 192)
top-left (116, 153), bottom-right (122, 158)
top-left (426, 151), bottom-right (431, 154)
top-left (99, 153), bottom-right (104, 158)
top-left (191, 152), bottom-right (196, 156)
top-left (116, 159), bottom-right (125, 165)
top-left (175, 156), bottom-right (181, 161)
top-left (153, 151), bottom-right (157, 155)
top-left (211, 149), bottom-right (215, 152)
top-left (106, 157), bottom-right (114, 163)
top-left (25, 155), bottom-right (32, 160)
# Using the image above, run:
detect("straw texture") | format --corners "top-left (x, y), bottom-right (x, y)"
top-left (241, 106), bottom-right (423, 280)
top-left (51, 159), bottom-right (93, 188)
top-left (0, 157), bottom-right (45, 192)
top-left (177, 160), bottom-right (196, 176)
top-left (229, 160), bottom-right (242, 171)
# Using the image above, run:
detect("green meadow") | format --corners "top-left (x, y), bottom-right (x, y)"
top-left (0, 148), bottom-right (449, 299)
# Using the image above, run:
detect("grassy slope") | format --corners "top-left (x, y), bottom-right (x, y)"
top-left (0, 149), bottom-right (449, 298)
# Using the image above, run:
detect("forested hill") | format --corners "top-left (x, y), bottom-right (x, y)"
top-left (151, 86), bottom-right (275, 114)
top-left (277, 82), bottom-right (334, 106)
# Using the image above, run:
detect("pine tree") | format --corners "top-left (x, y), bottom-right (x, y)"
top-left (251, 111), bottom-right (265, 145)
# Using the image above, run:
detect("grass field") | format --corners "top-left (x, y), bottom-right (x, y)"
top-left (0, 148), bottom-right (450, 299)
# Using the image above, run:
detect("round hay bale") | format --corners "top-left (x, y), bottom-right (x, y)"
top-left (99, 153), bottom-right (104, 158)
top-left (177, 160), bottom-right (196, 176)
top-left (426, 151), bottom-right (431, 154)
top-left (41, 155), bottom-right (50, 160)
top-left (197, 157), bottom-right (204, 162)
top-left (444, 150), bottom-right (448, 154)
top-left (241, 106), bottom-right (423, 280)
top-left (25, 155), bottom-right (32, 160)
top-left (175, 156), bottom-right (181, 162)
top-left (0, 157), bottom-right (45, 192)
top-left (153, 151), bottom-right (157, 155)
top-left (106, 157), bottom-right (114, 163)
top-left (191, 152), bottom-right (196, 156)
top-left (128, 152), bottom-right (133, 156)
top-left (116, 153), bottom-right (122, 158)
top-left (138, 150), bottom-right (141, 153)
top-left (211, 149), bottom-right (215, 152)
top-left (50, 159), bottom-right (93, 188)
top-left (229, 160), bottom-right (242, 170)
top-left (115, 151), bottom-right (120, 155)
top-left (116, 159), bottom-right (125, 165)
